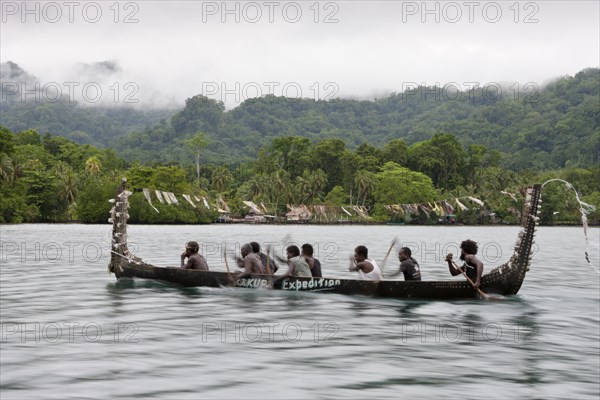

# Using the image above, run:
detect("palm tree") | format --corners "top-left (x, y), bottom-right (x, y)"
top-left (211, 166), bottom-right (233, 193)
top-left (53, 162), bottom-right (79, 221)
top-left (269, 169), bottom-right (291, 211)
top-left (354, 170), bottom-right (375, 206)
top-left (246, 176), bottom-right (264, 200)
top-left (85, 156), bottom-right (101, 175)
top-left (0, 153), bottom-right (15, 185)
top-left (57, 167), bottom-right (78, 207)
top-left (308, 169), bottom-right (328, 204)
top-left (295, 171), bottom-right (312, 204)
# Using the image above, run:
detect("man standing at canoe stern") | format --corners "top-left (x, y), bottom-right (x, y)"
top-left (301, 243), bottom-right (322, 278)
top-left (180, 241), bottom-right (209, 271)
top-left (445, 239), bottom-right (484, 288)
top-left (237, 243), bottom-right (265, 278)
top-left (349, 245), bottom-right (383, 281)
top-left (387, 247), bottom-right (421, 281)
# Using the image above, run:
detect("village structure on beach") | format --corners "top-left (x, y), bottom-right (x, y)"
top-left (141, 187), bottom-right (509, 224)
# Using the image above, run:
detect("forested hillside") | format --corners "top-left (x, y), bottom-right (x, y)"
top-left (117, 68), bottom-right (599, 169)
top-left (0, 101), bottom-right (174, 149)
top-left (1, 66), bottom-right (598, 170)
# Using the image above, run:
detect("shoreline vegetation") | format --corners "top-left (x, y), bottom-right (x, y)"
top-left (2, 220), bottom-right (597, 226)
top-left (1, 127), bottom-right (597, 226)
top-left (1, 68), bottom-right (598, 226)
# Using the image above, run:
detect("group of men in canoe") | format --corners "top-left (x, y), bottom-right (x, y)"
top-left (180, 241), bottom-right (322, 278)
top-left (180, 239), bottom-right (484, 288)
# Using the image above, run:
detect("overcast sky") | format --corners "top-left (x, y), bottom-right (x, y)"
top-left (1, 0), bottom-right (598, 109)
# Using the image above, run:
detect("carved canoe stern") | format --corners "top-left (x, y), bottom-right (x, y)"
top-left (481, 184), bottom-right (542, 294)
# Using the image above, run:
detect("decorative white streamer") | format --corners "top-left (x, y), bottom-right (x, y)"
top-left (542, 179), bottom-right (598, 273)
top-left (162, 191), bottom-right (172, 205)
top-left (501, 190), bottom-right (518, 202)
top-left (455, 198), bottom-right (469, 211)
top-left (167, 192), bottom-right (179, 205)
top-left (182, 194), bottom-right (196, 208)
top-left (143, 188), bottom-right (160, 213)
top-left (467, 196), bottom-right (485, 207)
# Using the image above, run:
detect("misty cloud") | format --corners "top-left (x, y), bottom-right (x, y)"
top-left (1, 1), bottom-right (598, 109)
top-left (1, 60), bottom-right (38, 83)
top-left (71, 60), bottom-right (122, 78)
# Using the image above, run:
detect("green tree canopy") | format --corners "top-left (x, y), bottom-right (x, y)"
top-left (373, 162), bottom-right (438, 205)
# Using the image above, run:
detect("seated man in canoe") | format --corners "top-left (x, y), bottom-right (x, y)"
top-left (445, 239), bottom-right (484, 288)
top-left (276, 245), bottom-right (312, 279)
top-left (250, 241), bottom-right (278, 274)
top-left (387, 247), bottom-right (421, 281)
top-left (180, 241), bottom-right (209, 271)
top-left (301, 243), bottom-right (322, 278)
top-left (237, 243), bottom-right (265, 278)
top-left (349, 245), bottom-right (383, 281)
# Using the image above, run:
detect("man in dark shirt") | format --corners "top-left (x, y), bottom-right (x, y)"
top-left (180, 241), bottom-right (209, 270)
top-left (388, 247), bottom-right (421, 281)
top-left (446, 239), bottom-right (484, 288)
top-left (301, 243), bottom-right (322, 278)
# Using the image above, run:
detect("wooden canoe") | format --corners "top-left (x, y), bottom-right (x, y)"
top-left (107, 181), bottom-right (542, 299)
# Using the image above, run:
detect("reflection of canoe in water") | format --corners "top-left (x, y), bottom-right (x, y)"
top-left (107, 182), bottom-right (542, 299)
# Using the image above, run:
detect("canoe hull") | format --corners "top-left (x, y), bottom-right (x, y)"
top-left (114, 261), bottom-right (489, 299)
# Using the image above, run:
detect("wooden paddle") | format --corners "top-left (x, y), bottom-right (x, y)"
top-left (450, 259), bottom-right (491, 300)
top-left (223, 245), bottom-right (235, 283)
top-left (265, 245), bottom-right (272, 276)
top-left (380, 237), bottom-right (398, 273)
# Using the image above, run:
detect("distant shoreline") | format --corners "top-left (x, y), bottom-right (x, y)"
top-left (2, 221), bottom-right (596, 227)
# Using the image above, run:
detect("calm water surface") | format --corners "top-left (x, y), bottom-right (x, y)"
top-left (1, 224), bottom-right (599, 399)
